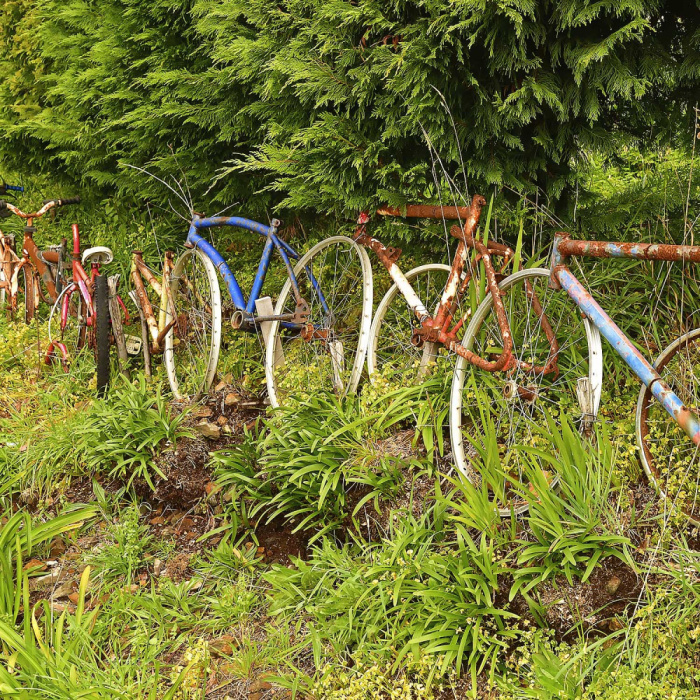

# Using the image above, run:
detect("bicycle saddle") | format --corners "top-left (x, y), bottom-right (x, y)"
top-left (82, 246), bottom-right (113, 265)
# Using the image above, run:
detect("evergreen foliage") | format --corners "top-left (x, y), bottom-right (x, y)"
top-left (0, 0), bottom-right (698, 216)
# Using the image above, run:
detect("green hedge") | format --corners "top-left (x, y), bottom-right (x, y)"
top-left (0, 0), bottom-right (698, 217)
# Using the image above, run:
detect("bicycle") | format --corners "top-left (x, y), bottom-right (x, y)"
top-left (44, 219), bottom-right (117, 395)
top-left (0, 182), bottom-right (22, 311)
top-left (171, 214), bottom-right (372, 404)
top-left (127, 249), bottom-right (176, 378)
top-left (449, 230), bottom-right (700, 521)
top-left (348, 195), bottom-right (521, 384)
top-left (0, 196), bottom-right (81, 321)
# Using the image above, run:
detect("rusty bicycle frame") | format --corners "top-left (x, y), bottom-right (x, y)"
top-left (0, 197), bottom-right (85, 320)
top-left (549, 232), bottom-right (700, 447)
top-left (354, 193), bottom-right (559, 376)
top-left (130, 250), bottom-right (178, 355)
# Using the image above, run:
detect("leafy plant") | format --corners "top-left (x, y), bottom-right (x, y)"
top-left (214, 389), bottom-right (431, 541)
top-left (266, 509), bottom-right (521, 692)
top-left (75, 377), bottom-right (192, 489)
top-left (510, 415), bottom-right (634, 598)
top-left (0, 505), bottom-right (96, 632)
top-left (86, 503), bottom-right (154, 583)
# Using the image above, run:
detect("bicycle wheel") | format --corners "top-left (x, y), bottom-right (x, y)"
top-left (368, 264), bottom-right (454, 384)
top-left (636, 328), bottom-right (700, 523)
top-left (449, 268), bottom-right (603, 516)
top-left (94, 274), bottom-right (111, 396)
top-left (15, 265), bottom-right (37, 323)
top-left (164, 247), bottom-right (222, 402)
top-left (265, 236), bottom-right (373, 407)
top-left (50, 283), bottom-right (87, 353)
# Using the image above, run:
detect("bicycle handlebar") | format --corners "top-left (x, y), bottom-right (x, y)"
top-left (0, 183), bottom-right (24, 194)
top-left (0, 195), bottom-right (80, 220)
top-left (42, 196), bottom-right (81, 207)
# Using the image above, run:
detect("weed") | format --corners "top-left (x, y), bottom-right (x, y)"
top-left (75, 376), bottom-right (193, 489)
top-left (86, 503), bottom-right (154, 583)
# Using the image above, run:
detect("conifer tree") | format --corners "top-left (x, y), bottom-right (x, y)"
top-left (0, 0), bottom-right (697, 217)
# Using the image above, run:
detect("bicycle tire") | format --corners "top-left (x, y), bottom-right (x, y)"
top-left (449, 268), bottom-right (603, 517)
top-left (367, 263), bottom-right (453, 382)
top-left (164, 247), bottom-right (222, 402)
top-left (94, 273), bottom-right (111, 396)
top-left (635, 328), bottom-right (700, 524)
top-left (265, 235), bottom-right (373, 408)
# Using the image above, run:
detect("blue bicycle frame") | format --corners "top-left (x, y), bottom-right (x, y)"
top-left (185, 215), bottom-right (329, 329)
top-left (550, 232), bottom-right (700, 446)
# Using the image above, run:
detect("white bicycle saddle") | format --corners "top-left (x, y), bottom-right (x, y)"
top-left (82, 246), bottom-right (113, 265)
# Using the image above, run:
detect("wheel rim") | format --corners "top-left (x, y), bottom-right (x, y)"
top-left (451, 268), bottom-right (600, 515)
top-left (368, 264), bottom-right (457, 384)
top-left (636, 328), bottom-right (700, 523)
top-left (167, 249), bottom-right (221, 401)
top-left (266, 236), bottom-right (372, 407)
top-left (48, 283), bottom-right (88, 372)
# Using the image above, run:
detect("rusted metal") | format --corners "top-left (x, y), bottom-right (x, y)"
top-left (556, 265), bottom-right (700, 446)
top-left (41, 250), bottom-right (59, 264)
top-left (131, 250), bottom-right (176, 352)
top-left (353, 231), bottom-right (402, 267)
top-left (23, 233), bottom-right (57, 302)
top-left (557, 233), bottom-right (700, 263)
top-left (377, 204), bottom-right (473, 220)
top-left (357, 193), bottom-right (541, 373)
top-left (424, 195), bottom-right (517, 371)
top-left (130, 255), bottom-right (159, 346)
top-left (137, 258), bottom-right (164, 298)
top-left (300, 325), bottom-right (329, 342)
top-left (503, 381), bottom-right (538, 403)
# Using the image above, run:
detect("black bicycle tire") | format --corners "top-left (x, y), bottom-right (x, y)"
top-left (94, 274), bottom-right (111, 396)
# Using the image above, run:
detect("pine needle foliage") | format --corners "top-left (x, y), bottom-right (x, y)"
top-left (0, 0), bottom-right (698, 215)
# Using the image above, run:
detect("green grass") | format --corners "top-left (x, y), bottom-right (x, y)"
top-left (0, 153), bottom-right (699, 698)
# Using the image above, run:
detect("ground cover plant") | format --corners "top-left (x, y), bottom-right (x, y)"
top-left (1, 1), bottom-right (700, 694)
top-left (1, 142), bottom-right (699, 697)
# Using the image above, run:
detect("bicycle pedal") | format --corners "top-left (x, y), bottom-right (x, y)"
top-left (125, 334), bottom-right (143, 356)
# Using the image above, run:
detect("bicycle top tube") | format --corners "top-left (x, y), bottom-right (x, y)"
top-left (188, 215), bottom-right (271, 238)
top-left (185, 215), bottom-right (300, 259)
top-left (552, 232), bottom-right (700, 265)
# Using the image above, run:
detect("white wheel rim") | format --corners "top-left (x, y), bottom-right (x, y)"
top-left (265, 236), bottom-right (373, 408)
top-left (449, 267), bottom-right (603, 517)
top-left (165, 248), bottom-right (222, 402)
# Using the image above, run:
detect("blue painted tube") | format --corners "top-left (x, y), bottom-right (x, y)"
top-left (306, 263), bottom-right (329, 315)
top-left (272, 237), bottom-right (302, 301)
top-left (187, 228), bottom-right (246, 310)
top-left (247, 236), bottom-right (275, 314)
top-left (191, 216), bottom-right (271, 237)
top-left (557, 267), bottom-right (700, 444)
top-left (4, 184), bottom-right (23, 192)
top-left (277, 236), bottom-right (300, 260)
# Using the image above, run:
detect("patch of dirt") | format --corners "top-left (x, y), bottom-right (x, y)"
top-left (139, 382), bottom-right (265, 507)
top-left (348, 429), bottom-right (435, 541)
top-left (535, 556), bottom-right (644, 641)
top-left (253, 518), bottom-right (309, 565)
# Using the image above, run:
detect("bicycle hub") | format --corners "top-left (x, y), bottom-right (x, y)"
top-left (503, 380), bottom-right (538, 403)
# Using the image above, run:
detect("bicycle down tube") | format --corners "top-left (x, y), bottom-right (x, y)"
top-left (185, 215), bottom-right (329, 329)
top-left (550, 232), bottom-right (700, 445)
